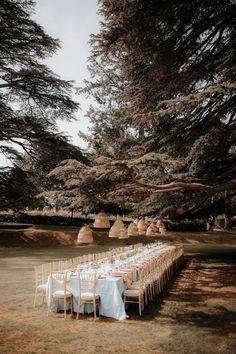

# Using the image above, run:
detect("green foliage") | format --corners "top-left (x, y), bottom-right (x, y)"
top-left (75, 0), bottom-right (236, 218)
top-left (0, 165), bottom-right (43, 211)
top-left (0, 0), bottom-right (87, 211)
top-left (11, 0), bottom-right (235, 219)
top-left (0, 0), bottom-right (78, 161)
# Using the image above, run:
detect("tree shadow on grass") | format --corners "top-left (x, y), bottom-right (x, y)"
top-left (172, 308), bottom-right (236, 336)
top-left (125, 254), bottom-right (236, 337)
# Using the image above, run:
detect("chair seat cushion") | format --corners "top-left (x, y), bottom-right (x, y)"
top-left (128, 283), bottom-right (140, 290)
top-left (124, 289), bottom-right (140, 297)
top-left (53, 290), bottom-right (72, 298)
top-left (80, 292), bottom-right (99, 300)
top-left (37, 284), bottom-right (47, 290)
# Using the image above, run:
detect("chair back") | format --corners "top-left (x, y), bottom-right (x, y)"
top-left (51, 271), bottom-right (70, 295)
top-left (34, 264), bottom-right (44, 287)
top-left (42, 262), bottom-right (52, 283)
top-left (78, 271), bottom-right (97, 296)
top-left (52, 261), bottom-right (60, 272)
top-left (139, 267), bottom-right (147, 291)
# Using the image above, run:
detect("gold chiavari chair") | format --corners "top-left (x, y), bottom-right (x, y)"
top-left (33, 264), bottom-right (47, 307)
top-left (48, 271), bottom-right (73, 319)
top-left (123, 267), bottom-right (146, 316)
top-left (76, 271), bottom-right (100, 320)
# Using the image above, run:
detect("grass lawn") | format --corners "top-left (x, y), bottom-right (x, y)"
top-left (0, 230), bottom-right (235, 353)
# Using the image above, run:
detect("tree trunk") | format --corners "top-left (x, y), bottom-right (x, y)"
top-left (224, 215), bottom-right (231, 230)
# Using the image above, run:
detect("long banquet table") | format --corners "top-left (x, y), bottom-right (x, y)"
top-left (46, 242), bottom-right (183, 320)
top-left (46, 273), bottom-right (127, 320)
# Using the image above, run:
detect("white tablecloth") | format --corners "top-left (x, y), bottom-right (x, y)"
top-left (46, 274), bottom-right (127, 320)
top-left (46, 242), bottom-right (175, 321)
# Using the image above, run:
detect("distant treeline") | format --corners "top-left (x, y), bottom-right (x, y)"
top-left (0, 212), bottom-right (94, 227)
top-left (1, 209), bottom-right (235, 231)
top-left (0, 212), bottom-right (211, 231)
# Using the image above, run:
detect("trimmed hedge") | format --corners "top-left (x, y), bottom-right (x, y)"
top-left (0, 212), bottom-right (215, 231)
top-left (0, 212), bottom-right (93, 227)
top-left (166, 221), bottom-right (206, 232)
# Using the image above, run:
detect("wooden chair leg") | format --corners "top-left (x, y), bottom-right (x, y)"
top-left (139, 294), bottom-right (142, 316)
top-left (64, 298), bottom-right (67, 318)
top-left (76, 298), bottom-right (81, 319)
top-left (70, 297), bottom-right (73, 315)
top-left (33, 289), bottom-right (37, 307)
top-left (41, 292), bottom-right (45, 305)
top-left (93, 299), bottom-right (96, 320)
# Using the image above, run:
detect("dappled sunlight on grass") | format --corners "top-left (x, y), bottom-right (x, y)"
top-left (0, 238), bottom-right (235, 353)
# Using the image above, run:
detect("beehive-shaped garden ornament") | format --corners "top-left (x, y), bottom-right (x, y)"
top-left (127, 222), bottom-right (139, 236)
top-left (144, 216), bottom-right (150, 227)
top-left (146, 223), bottom-right (158, 236)
top-left (109, 217), bottom-right (125, 238)
top-left (156, 219), bottom-right (167, 235)
top-left (93, 210), bottom-right (110, 228)
top-left (114, 215), bottom-right (125, 228)
top-left (159, 225), bottom-right (167, 235)
top-left (137, 218), bottom-right (147, 235)
top-left (77, 224), bottom-right (93, 244)
top-left (156, 219), bottom-right (164, 230)
top-left (118, 226), bottom-right (129, 239)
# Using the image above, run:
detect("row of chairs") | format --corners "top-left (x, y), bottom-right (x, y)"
top-left (48, 271), bottom-right (99, 319)
top-left (47, 245), bottom-right (183, 319)
top-left (34, 244), bottom-right (144, 307)
top-left (123, 246), bottom-right (184, 315)
top-left (34, 243), bottom-right (183, 318)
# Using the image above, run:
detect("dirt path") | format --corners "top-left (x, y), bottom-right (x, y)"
top-left (0, 240), bottom-right (235, 353)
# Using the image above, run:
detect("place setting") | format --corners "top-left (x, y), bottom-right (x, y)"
top-left (34, 242), bottom-right (184, 321)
